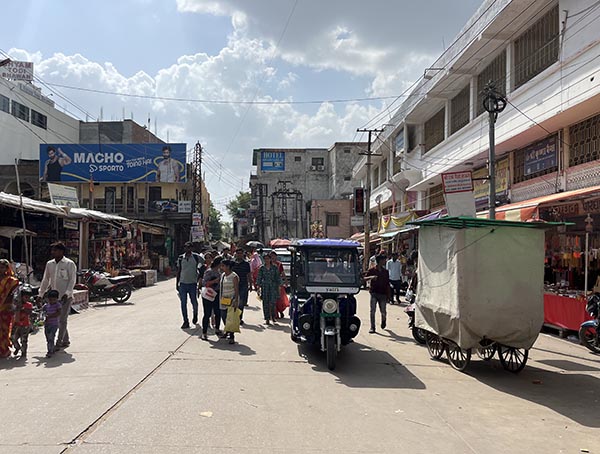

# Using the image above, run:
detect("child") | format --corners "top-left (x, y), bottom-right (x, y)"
top-left (43, 290), bottom-right (62, 358)
top-left (12, 285), bottom-right (34, 359)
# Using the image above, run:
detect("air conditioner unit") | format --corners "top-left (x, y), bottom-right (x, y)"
top-left (317, 165), bottom-right (325, 171)
top-left (310, 165), bottom-right (317, 171)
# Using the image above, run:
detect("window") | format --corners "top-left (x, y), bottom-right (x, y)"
top-left (105, 187), bottom-right (117, 213)
top-left (294, 156), bottom-right (301, 162)
top-left (149, 186), bottom-right (162, 201)
top-left (477, 51), bottom-right (506, 116)
top-left (424, 108), bottom-right (445, 153)
top-left (11, 100), bottom-right (29, 121)
top-left (372, 167), bottom-right (379, 189)
top-left (311, 157), bottom-right (324, 166)
top-left (31, 110), bottom-right (47, 129)
top-left (344, 175), bottom-right (352, 181)
top-left (429, 184), bottom-right (445, 210)
top-left (380, 159), bottom-right (388, 181)
top-left (450, 85), bottom-right (470, 134)
top-left (344, 148), bottom-right (351, 154)
top-left (0, 94), bottom-right (9, 113)
top-left (326, 213), bottom-right (339, 227)
top-left (407, 124), bottom-right (417, 152)
top-left (570, 113), bottom-right (600, 167)
top-left (514, 5), bottom-right (559, 89)
top-left (393, 156), bottom-right (401, 174)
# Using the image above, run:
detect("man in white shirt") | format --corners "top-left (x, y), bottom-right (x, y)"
top-left (39, 242), bottom-right (77, 350)
top-left (156, 145), bottom-right (180, 182)
top-left (386, 252), bottom-right (403, 305)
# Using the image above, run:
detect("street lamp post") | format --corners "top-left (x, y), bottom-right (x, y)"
top-left (585, 214), bottom-right (594, 294)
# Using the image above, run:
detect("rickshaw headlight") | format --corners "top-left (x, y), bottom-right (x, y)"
top-left (322, 298), bottom-right (338, 314)
top-left (349, 323), bottom-right (358, 332)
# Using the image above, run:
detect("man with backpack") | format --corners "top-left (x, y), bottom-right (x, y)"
top-left (176, 242), bottom-right (204, 329)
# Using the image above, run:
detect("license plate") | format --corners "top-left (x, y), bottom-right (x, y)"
top-left (321, 313), bottom-right (340, 318)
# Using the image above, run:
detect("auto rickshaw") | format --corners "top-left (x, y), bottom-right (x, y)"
top-left (288, 239), bottom-right (362, 370)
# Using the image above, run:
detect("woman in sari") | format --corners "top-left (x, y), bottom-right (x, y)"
top-left (256, 254), bottom-right (282, 325)
top-left (0, 259), bottom-right (19, 358)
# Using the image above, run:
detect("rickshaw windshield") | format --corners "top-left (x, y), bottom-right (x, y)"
top-left (305, 248), bottom-right (360, 286)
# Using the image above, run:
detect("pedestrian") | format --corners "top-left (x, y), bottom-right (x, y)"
top-left (249, 248), bottom-right (262, 290)
top-left (38, 242), bottom-right (77, 350)
top-left (201, 256), bottom-right (223, 340)
top-left (0, 259), bottom-right (19, 359)
top-left (176, 242), bottom-right (204, 329)
top-left (232, 249), bottom-right (251, 325)
top-left (43, 290), bottom-right (62, 357)
top-left (219, 260), bottom-right (240, 344)
top-left (386, 252), bottom-right (403, 304)
top-left (256, 253), bottom-right (282, 325)
top-left (270, 251), bottom-right (288, 318)
top-left (364, 254), bottom-right (390, 333)
top-left (12, 285), bottom-right (34, 359)
top-left (221, 247), bottom-right (232, 260)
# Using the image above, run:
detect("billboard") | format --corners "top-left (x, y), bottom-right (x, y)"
top-left (260, 151), bottom-right (285, 172)
top-left (39, 143), bottom-right (186, 183)
top-left (0, 60), bottom-right (33, 81)
top-left (47, 183), bottom-right (80, 208)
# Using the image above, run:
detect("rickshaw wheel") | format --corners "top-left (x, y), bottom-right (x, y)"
top-left (498, 345), bottom-right (528, 373)
top-left (426, 332), bottom-right (445, 360)
top-left (476, 341), bottom-right (497, 361)
top-left (446, 342), bottom-right (471, 372)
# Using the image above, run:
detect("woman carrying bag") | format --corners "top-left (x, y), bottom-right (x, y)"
top-left (219, 260), bottom-right (240, 344)
top-left (201, 256), bottom-right (222, 340)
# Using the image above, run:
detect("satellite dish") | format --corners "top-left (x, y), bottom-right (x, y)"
top-left (396, 178), bottom-right (410, 191)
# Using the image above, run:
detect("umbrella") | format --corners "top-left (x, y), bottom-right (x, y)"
top-left (246, 241), bottom-right (265, 249)
top-left (270, 238), bottom-right (291, 248)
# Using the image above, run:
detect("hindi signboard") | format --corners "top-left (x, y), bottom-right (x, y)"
top-left (524, 135), bottom-right (558, 176)
top-left (47, 183), bottom-right (80, 208)
top-left (442, 171), bottom-right (476, 217)
top-left (178, 200), bottom-right (192, 213)
top-left (442, 171), bottom-right (474, 194)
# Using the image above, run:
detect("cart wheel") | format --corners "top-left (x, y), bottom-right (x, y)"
top-left (446, 342), bottom-right (471, 372)
top-left (426, 332), bottom-right (445, 360)
top-left (498, 345), bottom-right (528, 373)
top-left (476, 341), bottom-right (497, 361)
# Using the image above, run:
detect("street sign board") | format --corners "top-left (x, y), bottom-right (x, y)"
top-left (178, 200), bottom-right (192, 213)
top-left (442, 171), bottom-right (473, 194)
top-left (47, 183), bottom-right (80, 208)
top-left (351, 215), bottom-right (364, 226)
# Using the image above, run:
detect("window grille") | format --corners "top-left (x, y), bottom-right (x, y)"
top-left (11, 100), bottom-right (29, 121)
top-left (311, 157), bottom-right (324, 166)
top-left (569, 113), bottom-right (600, 167)
top-left (326, 213), bottom-right (339, 227)
top-left (514, 5), bottom-right (559, 89)
top-left (429, 184), bottom-right (445, 209)
top-left (393, 156), bottom-right (401, 175)
top-left (0, 94), bottom-right (9, 113)
top-left (450, 85), bottom-right (470, 135)
top-left (31, 110), bottom-right (47, 129)
top-left (407, 125), bottom-right (417, 152)
top-left (424, 108), bottom-right (445, 153)
top-left (380, 159), bottom-right (388, 182)
top-left (477, 51), bottom-right (506, 116)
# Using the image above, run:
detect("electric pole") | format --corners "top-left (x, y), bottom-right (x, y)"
top-left (357, 127), bottom-right (384, 271)
top-left (482, 81), bottom-right (506, 220)
top-left (192, 141), bottom-right (203, 242)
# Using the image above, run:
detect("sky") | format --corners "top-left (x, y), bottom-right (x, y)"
top-left (1, 0), bottom-right (483, 218)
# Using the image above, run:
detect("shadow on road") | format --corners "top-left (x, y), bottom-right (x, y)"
top-left (91, 301), bottom-right (136, 308)
top-left (0, 356), bottom-right (29, 370)
top-left (471, 361), bottom-right (600, 427)
top-left (298, 342), bottom-right (426, 390)
top-left (536, 359), bottom-right (600, 372)
top-left (209, 339), bottom-right (257, 356)
top-left (32, 351), bottom-right (76, 368)
top-left (382, 328), bottom-right (418, 344)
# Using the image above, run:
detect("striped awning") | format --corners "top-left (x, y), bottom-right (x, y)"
top-left (477, 185), bottom-right (600, 221)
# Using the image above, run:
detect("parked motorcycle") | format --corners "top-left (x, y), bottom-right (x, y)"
top-left (579, 292), bottom-right (600, 353)
top-left (404, 289), bottom-right (426, 344)
top-left (76, 269), bottom-right (134, 303)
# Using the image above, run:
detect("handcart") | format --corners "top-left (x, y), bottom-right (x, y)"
top-left (409, 217), bottom-right (561, 373)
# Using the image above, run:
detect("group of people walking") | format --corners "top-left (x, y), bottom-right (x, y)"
top-left (0, 241), bottom-right (76, 360)
top-left (176, 244), bottom-right (288, 345)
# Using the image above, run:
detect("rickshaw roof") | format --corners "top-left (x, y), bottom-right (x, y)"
top-left (408, 216), bottom-right (571, 229)
top-left (291, 239), bottom-right (361, 248)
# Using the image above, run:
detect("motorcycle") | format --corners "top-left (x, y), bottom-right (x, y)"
top-left (289, 239), bottom-right (362, 371)
top-left (76, 269), bottom-right (134, 303)
top-left (404, 288), bottom-right (426, 344)
top-left (579, 292), bottom-right (600, 353)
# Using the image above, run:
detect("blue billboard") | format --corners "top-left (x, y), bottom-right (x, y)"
top-left (39, 143), bottom-right (187, 183)
top-left (260, 151), bottom-right (285, 172)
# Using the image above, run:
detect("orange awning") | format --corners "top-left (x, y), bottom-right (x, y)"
top-left (478, 185), bottom-right (600, 221)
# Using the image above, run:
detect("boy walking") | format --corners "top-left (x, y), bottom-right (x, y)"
top-left (12, 285), bottom-right (34, 359)
top-left (364, 255), bottom-right (391, 333)
top-left (43, 290), bottom-right (62, 357)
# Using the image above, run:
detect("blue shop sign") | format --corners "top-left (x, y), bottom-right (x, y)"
top-left (261, 151), bottom-right (285, 172)
top-left (524, 135), bottom-right (558, 176)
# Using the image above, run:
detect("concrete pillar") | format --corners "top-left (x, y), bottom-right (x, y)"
top-left (469, 76), bottom-right (477, 121)
top-left (505, 43), bottom-right (513, 95)
top-left (444, 99), bottom-right (451, 139)
top-left (561, 126), bottom-right (570, 190)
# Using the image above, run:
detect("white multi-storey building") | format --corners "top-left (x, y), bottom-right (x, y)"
top-left (354, 0), bottom-right (600, 223)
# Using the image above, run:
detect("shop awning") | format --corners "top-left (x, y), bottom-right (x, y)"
top-left (349, 231), bottom-right (380, 243)
top-left (0, 192), bottom-right (67, 216)
top-left (68, 207), bottom-right (129, 223)
top-left (0, 226), bottom-right (37, 239)
top-left (477, 185), bottom-right (600, 221)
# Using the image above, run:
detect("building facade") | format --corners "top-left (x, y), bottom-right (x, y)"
top-left (353, 0), bottom-right (600, 226)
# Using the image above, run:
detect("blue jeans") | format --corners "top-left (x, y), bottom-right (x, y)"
top-left (45, 324), bottom-right (59, 354)
top-left (178, 283), bottom-right (198, 323)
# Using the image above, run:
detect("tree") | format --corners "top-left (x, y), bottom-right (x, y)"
top-left (226, 191), bottom-right (252, 218)
top-left (208, 202), bottom-right (222, 240)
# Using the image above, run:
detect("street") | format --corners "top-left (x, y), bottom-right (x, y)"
top-left (1, 280), bottom-right (599, 454)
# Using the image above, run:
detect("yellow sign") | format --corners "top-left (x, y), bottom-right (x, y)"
top-left (473, 158), bottom-right (509, 201)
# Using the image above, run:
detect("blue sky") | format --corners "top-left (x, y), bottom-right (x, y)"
top-left (1, 0), bottom-right (483, 215)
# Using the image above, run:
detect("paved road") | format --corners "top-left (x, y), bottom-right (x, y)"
top-left (1, 279), bottom-right (599, 454)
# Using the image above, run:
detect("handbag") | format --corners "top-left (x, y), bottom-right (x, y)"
top-left (220, 296), bottom-right (233, 306)
top-left (224, 307), bottom-right (242, 333)
top-left (201, 286), bottom-right (217, 302)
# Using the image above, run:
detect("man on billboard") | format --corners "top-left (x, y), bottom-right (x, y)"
top-left (156, 145), bottom-right (180, 182)
top-left (40, 146), bottom-right (72, 182)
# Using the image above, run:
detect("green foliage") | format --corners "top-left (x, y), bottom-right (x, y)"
top-left (226, 191), bottom-right (252, 218)
top-left (208, 202), bottom-right (222, 240)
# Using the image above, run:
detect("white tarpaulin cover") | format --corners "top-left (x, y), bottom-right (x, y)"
top-left (415, 225), bottom-right (545, 349)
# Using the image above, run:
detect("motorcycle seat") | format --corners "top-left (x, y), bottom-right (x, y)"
top-left (108, 275), bottom-right (132, 285)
